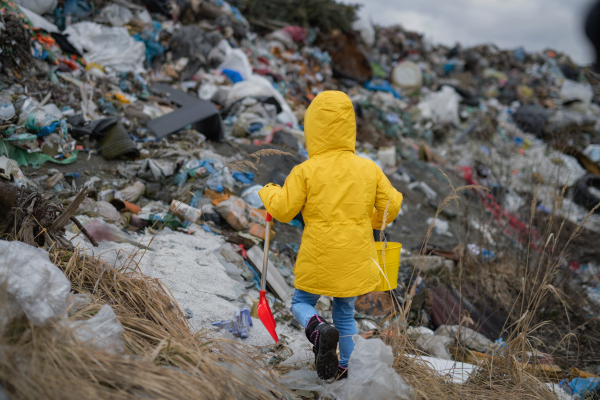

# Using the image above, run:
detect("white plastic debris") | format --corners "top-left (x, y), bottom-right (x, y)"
top-left (346, 336), bottom-right (414, 400)
top-left (434, 325), bottom-right (493, 353)
top-left (560, 79), bottom-right (593, 108)
top-left (545, 383), bottom-right (577, 400)
top-left (97, 3), bottom-right (133, 27)
top-left (392, 61), bottom-right (423, 89)
top-left (377, 146), bottom-right (396, 167)
top-left (352, 16), bottom-right (375, 47)
top-left (406, 354), bottom-right (476, 384)
top-left (18, 5), bottom-right (58, 33)
top-left (584, 144), bottom-right (600, 163)
top-left (217, 48), bottom-right (253, 80)
top-left (406, 326), bottom-right (454, 360)
top-left (408, 181), bottom-right (437, 201)
top-left (64, 22), bottom-right (146, 73)
top-left (226, 75), bottom-right (298, 128)
top-left (0, 156), bottom-right (21, 180)
top-left (241, 185), bottom-right (264, 209)
top-left (0, 96), bottom-right (15, 123)
top-left (0, 241), bottom-right (71, 326)
top-left (427, 218), bottom-right (452, 237)
top-left (15, 0), bottom-right (56, 17)
top-left (417, 86), bottom-right (461, 124)
top-left (65, 304), bottom-right (125, 354)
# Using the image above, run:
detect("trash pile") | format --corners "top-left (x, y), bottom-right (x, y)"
top-left (1, 0), bottom-right (600, 398)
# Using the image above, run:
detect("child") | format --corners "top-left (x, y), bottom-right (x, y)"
top-left (259, 91), bottom-right (403, 380)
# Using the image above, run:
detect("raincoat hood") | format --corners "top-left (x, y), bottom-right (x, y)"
top-left (304, 91), bottom-right (356, 158)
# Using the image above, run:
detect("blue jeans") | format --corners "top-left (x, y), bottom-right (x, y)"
top-left (290, 289), bottom-right (357, 368)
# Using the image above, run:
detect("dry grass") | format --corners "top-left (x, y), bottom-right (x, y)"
top-left (374, 169), bottom-right (600, 399)
top-left (0, 248), bottom-right (289, 399)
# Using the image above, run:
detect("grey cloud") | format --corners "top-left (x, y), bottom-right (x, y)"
top-left (344, 0), bottom-right (596, 64)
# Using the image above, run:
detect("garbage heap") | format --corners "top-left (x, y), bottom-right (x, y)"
top-left (1, 0), bottom-right (600, 398)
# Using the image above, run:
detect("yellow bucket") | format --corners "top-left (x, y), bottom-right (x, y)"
top-left (373, 242), bottom-right (402, 291)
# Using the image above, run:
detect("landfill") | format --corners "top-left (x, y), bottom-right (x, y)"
top-left (1, 0), bottom-right (600, 398)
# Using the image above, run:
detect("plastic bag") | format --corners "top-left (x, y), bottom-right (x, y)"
top-left (0, 241), bottom-right (71, 326)
top-left (435, 325), bottom-right (493, 352)
top-left (217, 48), bottom-right (253, 81)
top-left (97, 3), bottom-right (133, 27)
top-left (346, 336), bottom-right (414, 400)
top-left (352, 16), bottom-right (375, 47)
top-left (225, 75), bottom-right (298, 128)
top-left (0, 95), bottom-right (15, 123)
top-left (214, 196), bottom-right (250, 231)
top-left (407, 326), bottom-right (453, 360)
top-left (417, 86), bottom-right (460, 124)
top-left (64, 22), bottom-right (145, 73)
top-left (241, 185), bottom-right (264, 208)
top-left (15, 0), bottom-right (57, 16)
top-left (65, 304), bottom-right (125, 354)
top-left (560, 79), bottom-right (593, 108)
top-left (584, 144), bottom-right (600, 163)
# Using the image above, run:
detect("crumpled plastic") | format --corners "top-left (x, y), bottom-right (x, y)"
top-left (417, 85), bottom-right (461, 125)
top-left (346, 336), bottom-right (415, 400)
top-left (97, 3), bottom-right (133, 27)
top-left (211, 308), bottom-right (253, 338)
top-left (214, 196), bottom-right (266, 231)
top-left (218, 48), bottom-right (253, 81)
top-left (434, 325), bottom-right (493, 353)
top-left (136, 159), bottom-right (174, 182)
top-left (241, 185), bottom-right (264, 208)
top-left (15, 0), bottom-right (57, 17)
top-left (63, 304), bottom-right (125, 354)
top-left (407, 326), bottom-right (453, 360)
top-left (64, 21), bottom-right (146, 73)
top-left (225, 75), bottom-right (298, 128)
top-left (0, 241), bottom-right (71, 326)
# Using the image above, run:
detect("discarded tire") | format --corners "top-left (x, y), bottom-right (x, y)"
top-left (573, 174), bottom-right (600, 213)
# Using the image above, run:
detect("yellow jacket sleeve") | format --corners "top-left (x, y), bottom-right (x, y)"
top-left (371, 168), bottom-right (403, 229)
top-left (258, 165), bottom-right (307, 223)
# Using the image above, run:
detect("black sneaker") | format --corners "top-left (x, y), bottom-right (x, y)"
top-left (305, 315), bottom-right (339, 380)
top-left (335, 365), bottom-right (348, 380)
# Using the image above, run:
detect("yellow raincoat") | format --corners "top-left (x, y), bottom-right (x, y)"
top-left (259, 91), bottom-right (403, 297)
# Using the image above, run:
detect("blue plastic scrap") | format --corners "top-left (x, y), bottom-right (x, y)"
top-left (211, 308), bottom-right (253, 338)
top-left (222, 68), bottom-right (244, 83)
top-left (364, 79), bottom-right (401, 99)
top-left (287, 219), bottom-right (303, 229)
top-left (133, 21), bottom-right (165, 67)
top-left (233, 171), bottom-right (254, 184)
top-left (567, 377), bottom-right (600, 396)
top-left (200, 224), bottom-right (212, 232)
top-left (245, 260), bottom-right (261, 290)
top-left (38, 121), bottom-right (60, 137)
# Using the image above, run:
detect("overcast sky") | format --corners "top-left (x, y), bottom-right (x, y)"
top-left (343, 0), bottom-right (596, 65)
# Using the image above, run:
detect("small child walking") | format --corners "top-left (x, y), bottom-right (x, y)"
top-left (259, 91), bottom-right (403, 379)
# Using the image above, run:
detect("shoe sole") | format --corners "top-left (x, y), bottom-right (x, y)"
top-left (315, 325), bottom-right (339, 380)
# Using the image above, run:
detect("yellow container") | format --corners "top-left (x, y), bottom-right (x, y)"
top-left (373, 242), bottom-right (402, 291)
